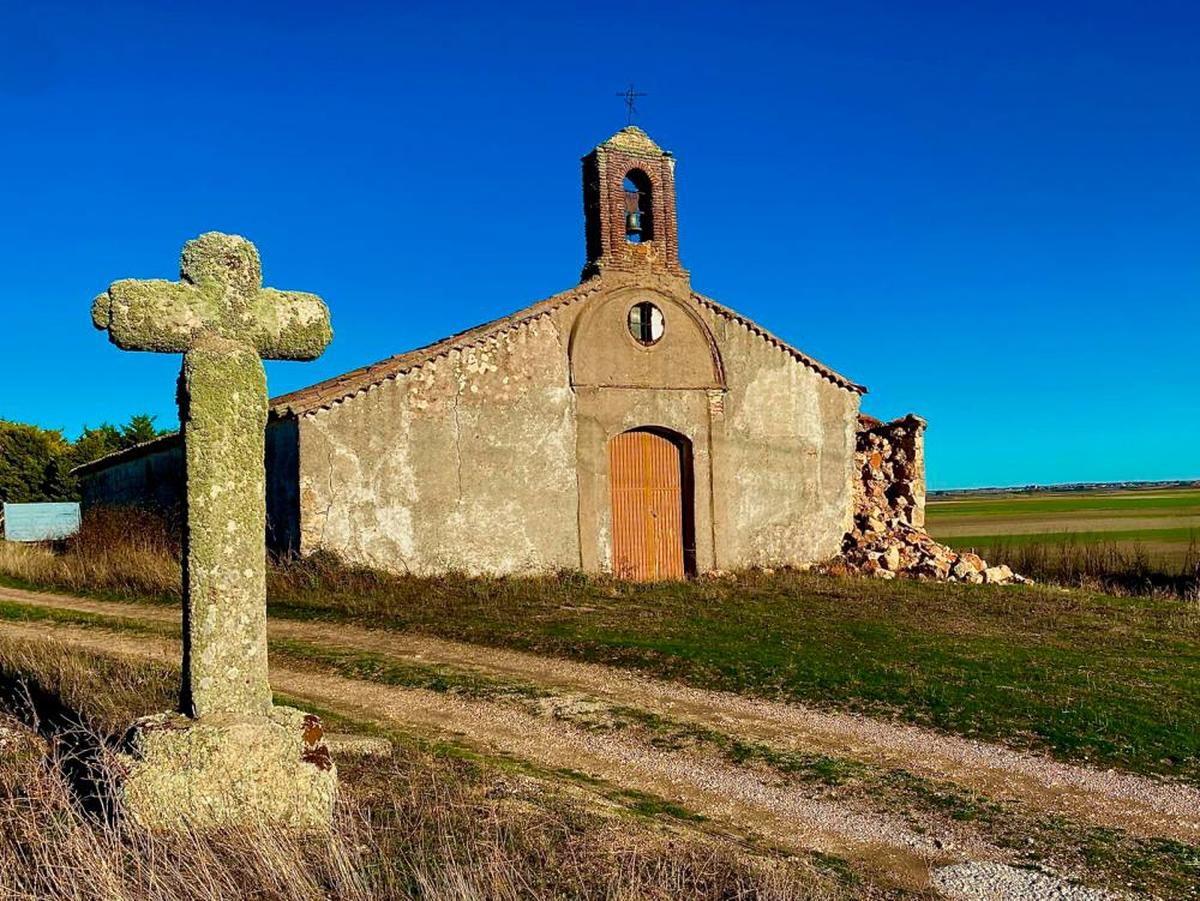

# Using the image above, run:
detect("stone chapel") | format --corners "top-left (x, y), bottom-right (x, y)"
top-left (79, 126), bottom-right (915, 580)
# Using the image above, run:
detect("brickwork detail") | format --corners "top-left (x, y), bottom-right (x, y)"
top-left (581, 127), bottom-right (687, 280)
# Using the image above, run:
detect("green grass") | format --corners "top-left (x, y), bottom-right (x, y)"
top-left (6, 558), bottom-right (1197, 782)
top-left (606, 703), bottom-right (873, 786)
top-left (3, 531), bottom-right (1198, 784)
top-left (2, 600), bottom-right (1195, 899)
top-left (0, 598), bottom-right (168, 636)
top-left (946, 527), bottom-right (1199, 547)
top-left (262, 562), bottom-right (1200, 783)
top-left (929, 490), bottom-right (1200, 518)
top-left (254, 634), bottom-right (1200, 897)
top-left (269, 638), bottom-right (548, 701)
top-left (926, 487), bottom-right (1200, 573)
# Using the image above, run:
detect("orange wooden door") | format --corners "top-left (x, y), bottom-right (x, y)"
top-left (609, 431), bottom-right (685, 581)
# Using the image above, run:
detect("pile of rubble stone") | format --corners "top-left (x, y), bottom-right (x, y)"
top-left (835, 514), bottom-right (1027, 584)
top-left (825, 413), bottom-right (1027, 585)
top-left (854, 413), bottom-right (926, 535)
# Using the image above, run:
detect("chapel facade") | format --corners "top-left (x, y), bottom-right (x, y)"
top-left (79, 126), bottom-right (893, 579)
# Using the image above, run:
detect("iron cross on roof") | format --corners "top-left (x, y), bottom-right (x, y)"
top-left (617, 83), bottom-right (647, 125)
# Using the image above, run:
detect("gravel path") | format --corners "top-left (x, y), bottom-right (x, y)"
top-left (0, 606), bottom-right (1149, 899)
top-left (933, 863), bottom-right (1127, 900)
top-left (2, 584), bottom-right (1194, 846)
top-left (0, 618), bottom-right (963, 890)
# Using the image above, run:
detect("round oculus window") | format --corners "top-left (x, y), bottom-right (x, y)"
top-left (628, 302), bottom-right (664, 346)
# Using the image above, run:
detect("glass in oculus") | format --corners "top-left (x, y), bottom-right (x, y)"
top-left (628, 302), bottom-right (665, 345)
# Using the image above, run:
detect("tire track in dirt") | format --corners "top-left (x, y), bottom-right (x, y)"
top-left (3, 585), bottom-right (1197, 845)
top-left (0, 617), bottom-right (970, 891)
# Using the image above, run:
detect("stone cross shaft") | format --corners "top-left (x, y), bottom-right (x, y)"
top-left (92, 233), bottom-right (332, 718)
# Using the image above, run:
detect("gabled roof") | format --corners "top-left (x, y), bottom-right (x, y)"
top-left (72, 431), bottom-right (181, 477)
top-left (691, 292), bottom-right (866, 396)
top-left (74, 283), bottom-right (866, 476)
top-left (269, 281), bottom-right (603, 416)
top-left (273, 284), bottom-right (865, 418)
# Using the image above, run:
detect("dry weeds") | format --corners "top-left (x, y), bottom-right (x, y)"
top-left (0, 635), bottom-right (860, 901)
top-left (0, 507), bottom-right (179, 600)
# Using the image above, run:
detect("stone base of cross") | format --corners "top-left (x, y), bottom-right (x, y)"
top-left (92, 232), bottom-right (337, 829)
top-left (119, 705), bottom-right (336, 830)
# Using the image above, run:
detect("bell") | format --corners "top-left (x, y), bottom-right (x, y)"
top-left (625, 210), bottom-right (642, 235)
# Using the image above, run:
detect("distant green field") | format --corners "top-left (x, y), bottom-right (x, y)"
top-left (927, 487), bottom-right (1200, 570)
top-left (929, 492), bottom-right (1200, 518)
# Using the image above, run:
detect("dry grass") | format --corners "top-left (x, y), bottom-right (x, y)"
top-left (0, 636), bottom-right (858, 901)
top-left (0, 507), bottom-right (180, 600)
top-left (979, 539), bottom-right (1199, 600)
top-left (2, 507), bottom-right (1199, 779)
top-left (4, 505), bottom-right (1195, 604)
top-left (927, 487), bottom-right (1200, 591)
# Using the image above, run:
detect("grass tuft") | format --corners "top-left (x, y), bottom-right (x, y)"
top-left (2, 507), bottom-right (1198, 780)
top-left (0, 635), bottom-right (859, 901)
top-left (963, 537), bottom-right (1198, 599)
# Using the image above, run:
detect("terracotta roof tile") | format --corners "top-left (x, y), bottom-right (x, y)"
top-left (75, 281), bottom-right (866, 476)
top-left (691, 292), bottom-right (866, 395)
top-left (270, 282), bottom-right (599, 417)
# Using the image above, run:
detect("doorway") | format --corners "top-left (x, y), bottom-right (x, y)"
top-left (608, 428), bottom-right (694, 580)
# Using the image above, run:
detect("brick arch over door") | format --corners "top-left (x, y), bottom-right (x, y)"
top-left (608, 427), bottom-right (695, 581)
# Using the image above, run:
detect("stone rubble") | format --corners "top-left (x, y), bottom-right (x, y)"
top-left (854, 413), bottom-right (928, 531)
top-left (825, 414), bottom-right (1028, 586)
top-left (833, 519), bottom-right (1028, 585)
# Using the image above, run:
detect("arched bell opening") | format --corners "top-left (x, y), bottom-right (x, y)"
top-left (607, 427), bottom-right (695, 580)
top-left (623, 169), bottom-right (654, 244)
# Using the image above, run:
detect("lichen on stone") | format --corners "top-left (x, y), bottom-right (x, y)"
top-left (91, 232), bottom-right (336, 830)
top-left (180, 337), bottom-right (271, 717)
top-left (119, 706), bottom-right (337, 831)
top-left (93, 232), bottom-right (333, 362)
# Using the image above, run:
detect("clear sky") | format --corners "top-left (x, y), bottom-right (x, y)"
top-left (1, 0), bottom-right (1196, 489)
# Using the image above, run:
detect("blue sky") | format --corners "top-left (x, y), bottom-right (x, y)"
top-left (1, 0), bottom-right (1196, 489)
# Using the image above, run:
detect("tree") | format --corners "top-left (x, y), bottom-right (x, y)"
top-left (0, 414), bottom-right (174, 504)
top-left (71, 423), bottom-right (123, 468)
top-left (69, 414), bottom-right (173, 472)
top-left (120, 414), bottom-right (161, 448)
top-left (0, 420), bottom-right (73, 503)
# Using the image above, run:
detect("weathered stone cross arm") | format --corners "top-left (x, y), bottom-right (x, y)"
top-left (92, 232), bottom-right (339, 830)
top-left (91, 231), bottom-right (332, 359)
top-left (89, 232), bottom-right (333, 720)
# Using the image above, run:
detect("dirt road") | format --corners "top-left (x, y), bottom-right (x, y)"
top-left (1, 584), bottom-right (1194, 896)
top-left (1, 585), bottom-right (1193, 845)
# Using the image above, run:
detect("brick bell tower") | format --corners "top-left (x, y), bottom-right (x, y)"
top-left (581, 126), bottom-right (687, 282)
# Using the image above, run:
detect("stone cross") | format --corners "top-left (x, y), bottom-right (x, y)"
top-left (92, 233), bottom-right (332, 719)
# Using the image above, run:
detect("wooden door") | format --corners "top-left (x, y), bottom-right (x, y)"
top-left (609, 430), bottom-right (685, 581)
